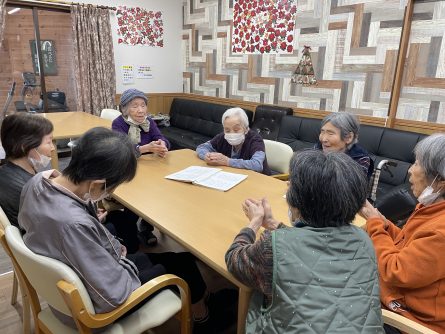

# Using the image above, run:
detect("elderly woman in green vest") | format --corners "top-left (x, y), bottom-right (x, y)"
top-left (226, 149), bottom-right (383, 333)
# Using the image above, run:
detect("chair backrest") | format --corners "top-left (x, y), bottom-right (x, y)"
top-left (382, 309), bottom-right (439, 334)
top-left (100, 108), bottom-right (121, 121)
top-left (251, 105), bottom-right (293, 141)
top-left (5, 225), bottom-right (95, 316)
top-left (263, 139), bottom-right (294, 174)
top-left (0, 205), bottom-right (11, 231)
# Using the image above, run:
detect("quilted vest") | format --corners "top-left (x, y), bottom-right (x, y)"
top-left (245, 225), bottom-right (384, 333)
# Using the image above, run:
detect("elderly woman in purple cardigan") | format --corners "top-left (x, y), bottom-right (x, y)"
top-left (112, 89), bottom-right (170, 158)
top-left (110, 89), bottom-right (171, 247)
top-left (196, 107), bottom-right (271, 175)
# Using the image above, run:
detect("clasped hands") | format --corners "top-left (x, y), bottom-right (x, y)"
top-left (204, 152), bottom-right (229, 166)
top-left (141, 139), bottom-right (168, 157)
top-left (242, 198), bottom-right (281, 233)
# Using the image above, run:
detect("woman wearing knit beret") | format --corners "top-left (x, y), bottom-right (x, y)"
top-left (112, 88), bottom-right (170, 158)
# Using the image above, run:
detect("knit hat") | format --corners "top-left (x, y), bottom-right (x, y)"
top-left (119, 89), bottom-right (148, 109)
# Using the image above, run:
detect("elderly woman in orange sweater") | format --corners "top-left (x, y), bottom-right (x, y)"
top-left (360, 133), bottom-right (445, 334)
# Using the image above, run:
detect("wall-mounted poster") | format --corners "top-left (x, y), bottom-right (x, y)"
top-left (231, 0), bottom-right (297, 54)
top-left (30, 40), bottom-right (58, 75)
top-left (117, 6), bottom-right (164, 47)
top-left (122, 65), bottom-right (135, 85)
top-left (136, 65), bottom-right (153, 79)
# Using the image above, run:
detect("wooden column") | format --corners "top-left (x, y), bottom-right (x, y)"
top-left (387, 0), bottom-right (414, 128)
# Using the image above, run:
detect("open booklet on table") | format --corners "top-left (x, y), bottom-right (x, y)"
top-left (165, 166), bottom-right (248, 191)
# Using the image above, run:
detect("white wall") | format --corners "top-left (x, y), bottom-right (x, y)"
top-left (77, 0), bottom-right (182, 94)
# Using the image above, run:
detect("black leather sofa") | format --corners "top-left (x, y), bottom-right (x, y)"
top-left (277, 115), bottom-right (426, 222)
top-left (161, 98), bottom-right (253, 150)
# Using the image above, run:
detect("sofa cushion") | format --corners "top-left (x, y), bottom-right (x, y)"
top-left (378, 129), bottom-right (420, 163)
top-left (359, 125), bottom-right (384, 155)
top-left (251, 105), bottom-right (293, 141)
top-left (168, 98), bottom-right (227, 138)
top-left (160, 127), bottom-right (213, 150)
top-left (277, 116), bottom-right (321, 151)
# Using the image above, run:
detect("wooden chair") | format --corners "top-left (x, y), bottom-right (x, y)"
top-left (3, 225), bottom-right (191, 334)
top-left (263, 139), bottom-right (294, 180)
top-left (0, 206), bottom-right (31, 334)
top-left (382, 309), bottom-right (439, 334)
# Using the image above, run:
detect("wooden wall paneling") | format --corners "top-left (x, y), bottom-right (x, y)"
top-left (114, 93), bottom-right (185, 115)
top-left (393, 0), bottom-right (445, 124)
top-left (135, 93), bottom-right (390, 131)
top-left (394, 118), bottom-right (445, 134)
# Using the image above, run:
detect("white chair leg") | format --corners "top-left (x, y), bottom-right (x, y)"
top-left (11, 271), bottom-right (18, 305)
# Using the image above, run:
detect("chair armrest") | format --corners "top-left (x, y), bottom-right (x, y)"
top-left (382, 309), bottom-right (439, 334)
top-left (57, 273), bottom-right (190, 328)
top-left (272, 173), bottom-right (289, 181)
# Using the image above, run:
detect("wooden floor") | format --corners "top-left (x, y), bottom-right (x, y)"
top-left (0, 229), bottom-right (237, 333)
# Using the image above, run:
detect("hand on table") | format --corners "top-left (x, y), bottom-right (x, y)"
top-left (204, 152), bottom-right (229, 166)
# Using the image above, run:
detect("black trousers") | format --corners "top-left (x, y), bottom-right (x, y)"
top-left (127, 252), bottom-right (207, 304)
top-left (106, 208), bottom-right (154, 254)
top-left (383, 324), bottom-right (402, 334)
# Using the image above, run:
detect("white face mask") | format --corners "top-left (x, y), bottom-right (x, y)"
top-left (83, 182), bottom-right (109, 204)
top-left (225, 133), bottom-right (245, 146)
top-left (417, 175), bottom-right (443, 206)
top-left (288, 208), bottom-right (294, 223)
top-left (28, 148), bottom-right (52, 171)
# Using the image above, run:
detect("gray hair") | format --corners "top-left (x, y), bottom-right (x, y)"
top-left (121, 104), bottom-right (129, 117)
top-left (414, 133), bottom-right (445, 182)
top-left (321, 113), bottom-right (360, 149)
top-left (286, 150), bottom-right (367, 227)
top-left (222, 107), bottom-right (249, 129)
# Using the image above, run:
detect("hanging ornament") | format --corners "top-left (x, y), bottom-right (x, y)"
top-left (291, 45), bottom-right (317, 86)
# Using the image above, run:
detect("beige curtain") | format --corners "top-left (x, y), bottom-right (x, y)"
top-left (0, 0), bottom-right (6, 48)
top-left (71, 5), bottom-right (115, 115)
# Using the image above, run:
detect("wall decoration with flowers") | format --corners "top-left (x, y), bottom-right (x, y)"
top-left (232, 0), bottom-right (297, 54)
top-left (117, 6), bottom-right (164, 47)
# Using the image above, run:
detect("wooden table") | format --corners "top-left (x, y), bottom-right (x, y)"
top-left (41, 112), bottom-right (112, 170)
top-left (113, 149), bottom-right (366, 333)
